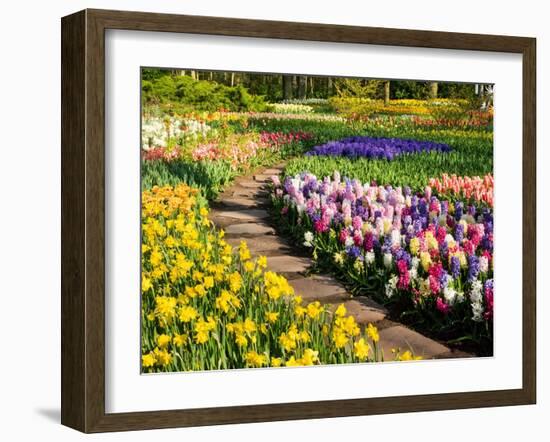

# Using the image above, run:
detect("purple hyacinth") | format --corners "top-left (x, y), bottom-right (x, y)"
top-left (440, 270), bottom-right (452, 288)
top-left (439, 241), bottom-right (449, 259)
top-left (480, 234), bottom-right (493, 251)
top-left (467, 255), bottom-right (480, 282)
top-left (381, 235), bottom-right (393, 254)
top-left (456, 202), bottom-right (465, 217)
top-left (450, 256), bottom-right (461, 278)
top-left (418, 199), bottom-right (428, 216)
top-left (413, 219), bottom-right (423, 234)
top-left (305, 136), bottom-right (451, 160)
top-left (346, 246), bottom-right (362, 259)
top-left (394, 248), bottom-right (411, 267)
top-left (441, 200), bottom-right (449, 216)
top-left (455, 224), bottom-right (464, 243)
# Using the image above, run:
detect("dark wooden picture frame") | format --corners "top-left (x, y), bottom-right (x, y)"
top-left (61, 8), bottom-right (536, 433)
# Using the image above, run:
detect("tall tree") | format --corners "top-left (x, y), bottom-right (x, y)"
top-left (298, 76), bottom-right (307, 99)
top-left (428, 81), bottom-right (438, 98)
top-left (283, 75), bottom-right (293, 100)
top-left (384, 81), bottom-right (391, 105)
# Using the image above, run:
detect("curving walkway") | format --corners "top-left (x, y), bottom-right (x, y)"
top-left (210, 164), bottom-right (470, 361)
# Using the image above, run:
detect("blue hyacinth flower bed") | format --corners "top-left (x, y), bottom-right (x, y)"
top-left (305, 136), bottom-right (452, 160)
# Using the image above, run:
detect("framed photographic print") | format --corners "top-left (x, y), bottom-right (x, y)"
top-left (61, 8), bottom-right (536, 433)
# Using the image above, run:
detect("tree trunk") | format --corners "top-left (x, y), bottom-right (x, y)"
top-left (327, 77), bottom-right (333, 96)
top-left (283, 75), bottom-right (293, 100)
top-left (428, 81), bottom-right (438, 98)
top-left (384, 81), bottom-right (391, 106)
top-left (231, 72), bottom-right (235, 87)
top-left (298, 76), bottom-right (307, 99)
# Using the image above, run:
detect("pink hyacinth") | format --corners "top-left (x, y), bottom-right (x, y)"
top-left (339, 229), bottom-right (350, 245)
top-left (314, 219), bottom-right (329, 234)
top-left (397, 260), bottom-right (410, 290)
top-left (353, 230), bottom-right (363, 246)
top-left (436, 297), bottom-right (450, 314)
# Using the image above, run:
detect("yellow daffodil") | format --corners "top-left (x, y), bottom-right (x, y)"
top-left (265, 311), bottom-right (279, 323)
top-left (142, 352), bottom-right (156, 368)
top-left (367, 323), bottom-right (380, 343)
top-left (354, 338), bottom-right (370, 360)
top-left (156, 334), bottom-right (171, 349)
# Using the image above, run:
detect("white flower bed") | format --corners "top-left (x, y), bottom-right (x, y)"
top-left (141, 117), bottom-right (212, 150)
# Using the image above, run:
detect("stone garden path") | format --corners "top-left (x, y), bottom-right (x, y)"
top-left (210, 164), bottom-right (467, 360)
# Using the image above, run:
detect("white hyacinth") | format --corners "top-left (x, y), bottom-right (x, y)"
top-left (469, 279), bottom-right (483, 304)
top-left (385, 275), bottom-right (398, 298)
top-left (479, 256), bottom-right (489, 273)
top-left (391, 229), bottom-right (401, 247)
top-left (471, 301), bottom-right (484, 322)
top-left (443, 286), bottom-right (457, 305)
top-left (383, 253), bottom-right (393, 269)
top-left (303, 231), bottom-right (314, 248)
top-left (365, 251), bottom-right (375, 265)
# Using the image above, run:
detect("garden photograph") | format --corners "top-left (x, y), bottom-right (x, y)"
top-left (140, 68), bottom-right (494, 373)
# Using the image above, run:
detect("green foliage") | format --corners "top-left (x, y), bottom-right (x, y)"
top-left (334, 78), bottom-right (385, 99)
top-left (141, 68), bottom-right (170, 82)
top-left (438, 82), bottom-right (477, 100)
top-left (142, 74), bottom-right (269, 113)
top-left (391, 80), bottom-right (429, 99)
top-left (141, 160), bottom-right (237, 200)
top-left (141, 68), bottom-right (484, 104)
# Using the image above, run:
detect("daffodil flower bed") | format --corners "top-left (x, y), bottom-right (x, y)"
top-left (329, 97), bottom-right (473, 118)
top-left (141, 184), bottom-right (410, 373)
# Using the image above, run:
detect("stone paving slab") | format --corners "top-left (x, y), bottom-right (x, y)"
top-left (232, 189), bottom-right (269, 198)
top-left (216, 197), bottom-right (268, 209)
top-left (339, 297), bottom-right (388, 324)
top-left (266, 255), bottom-right (312, 274)
top-left (253, 174), bottom-right (273, 182)
top-left (378, 325), bottom-right (449, 360)
top-left (289, 275), bottom-right (350, 303)
top-left (209, 216), bottom-right (240, 229)
top-left (236, 180), bottom-right (266, 189)
top-left (211, 209), bottom-right (269, 222)
top-left (262, 168), bottom-right (283, 175)
top-left (224, 223), bottom-right (275, 236)
top-left (226, 235), bottom-right (293, 254)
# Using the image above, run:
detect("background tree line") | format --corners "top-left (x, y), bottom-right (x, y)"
top-left (142, 68), bottom-right (486, 103)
